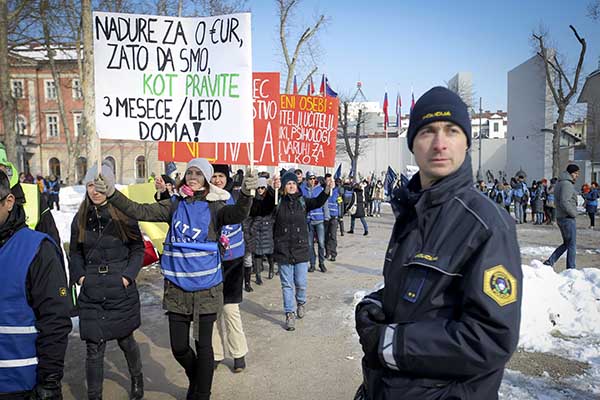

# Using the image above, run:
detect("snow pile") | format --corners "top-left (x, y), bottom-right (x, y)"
top-left (519, 260), bottom-right (600, 361)
top-left (520, 246), bottom-right (557, 257)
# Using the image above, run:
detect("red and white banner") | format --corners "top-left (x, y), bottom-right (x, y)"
top-left (278, 94), bottom-right (338, 167)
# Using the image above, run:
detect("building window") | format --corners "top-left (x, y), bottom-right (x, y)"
top-left (11, 80), bottom-right (24, 98)
top-left (45, 80), bottom-right (57, 100)
top-left (15, 115), bottom-right (27, 135)
top-left (49, 157), bottom-right (61, 178)
top-left (135, 155), bottom-right (146, 180)
top-left (494, 122), bottom-right (499, 132)
top-left (76, 156), bottom-right (87, 183)
top-left (46, 115), bottom-right (59, 137)
top-left (104, 156), bottom-right (116, 177)
top-left (73, 114), bottom-right (82, 136)
top-left (72, 79), bottom-right (82, 99)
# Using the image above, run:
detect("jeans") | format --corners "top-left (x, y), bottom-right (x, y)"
top-left (278, 262), bottom-right (308, 314)
top-left (372, 200), bottom-right (382, 215)
top-left (350, 216), bottom-right (368, 233)
top-left (86, 333), bottom-right (142, 399)
top-left (308, 222), bottom-right (326, 266)
top-left (514, 200), bottom-right (523, 223)
top-left (535, 212), bottom-right (544, 224)
top-left (547, 218), bottom-right (577, 269)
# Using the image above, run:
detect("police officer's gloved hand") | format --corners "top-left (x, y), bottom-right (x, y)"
top-left (356, 303), bottom-right (386, 369)
top-left (31, 379), bottom-right (63, 400)
top-left (241, 169), bottom-right (258, 196)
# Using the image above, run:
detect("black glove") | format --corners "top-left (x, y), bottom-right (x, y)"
top-left (31, 381), bottom-right (63, 400)
top-left (356, 302), bottom-right (385, 368)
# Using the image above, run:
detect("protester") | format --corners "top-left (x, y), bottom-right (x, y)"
top-left (0, 169), bottom-right (72, 399)
top-left (294, 169), bottom-right (304, 186)
top-left (94, 158), bottom-right (256, 400)
top-left (44, 174), bottom-right (60, 211)
top-left (301, 171), bottom-right (329, 273)
top-left (272, 170), bottom-right (333, 331)
top-left (363, 178), bottom-right (374, 217)
top-left (209, 164), bottom-right (249, 373)
top-left (355, 87), bottom-right (521, 400)
top-left (246, 176), bottom-right (276, 287)
top-left (511, 175), bottom-right (528, 224)
top-left (584, 181), bottom-right (598, 229)
top-left (546, 177), bottom-right (557, 225)
top-left (544, 164), bottom-right (580, 270)
top-left (347, 183), bottom-right (368, 236)
top-left (502, 182), bottom-right (513, 214)
top-left (372, 180), bottom-right (384, 217)
top-left (69, 161), bottom-right (145, 400)
top-left (336, 178), bottom-right (346, 236)
top-left (324, 173), bottom-right (340, 262)
top-left (530, 181), bottom-right (545, 225)
top-left (154, 174), bottom-right (176, 201)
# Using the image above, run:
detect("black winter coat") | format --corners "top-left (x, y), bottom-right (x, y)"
top-left (69, 203), bottom-right (145, 343)
top-left (348, 188), bottom-right (366, 218)
top-left (247, 187), bottom-right (276, 255)
top-left (272, 190), bottom-right (329, 265)
top-left (358, 156), bottom-right (522, 400)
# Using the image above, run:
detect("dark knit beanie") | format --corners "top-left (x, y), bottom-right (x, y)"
top-left (212, 164), bottom-right (230, 177)
top-left (566, 164), bottom-right (580, 174)
top-left (281, 171), bottom-right (298, 187)
top-left (407, 86), bottom-right (472, 152)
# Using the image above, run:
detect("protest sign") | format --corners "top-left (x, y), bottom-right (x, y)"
top-left (157, 72), bottom-right (280, 165)
top-left (93, 11), bottom-right (253, 143)
top-left (279, 94), bottom-right (338, 167)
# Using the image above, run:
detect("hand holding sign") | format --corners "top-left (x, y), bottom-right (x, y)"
top-left (155, 175), bottom-right (166, 193)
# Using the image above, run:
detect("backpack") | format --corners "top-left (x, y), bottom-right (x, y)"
top-left (495, 190), bottom-right (503, 204)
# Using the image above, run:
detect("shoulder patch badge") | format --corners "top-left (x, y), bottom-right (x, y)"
top-left (483, 265), bottom-right (517, 306)
top-left (59, 287), bottom-right (67, 297)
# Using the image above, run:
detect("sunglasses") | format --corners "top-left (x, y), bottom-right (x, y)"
top-left (308, 177), bottom-right (316, 180)
top-left (257, 186), bottom-right (266, 190)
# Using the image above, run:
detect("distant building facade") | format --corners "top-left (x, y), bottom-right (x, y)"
top-left (0, 46), bottom-right (164, 184)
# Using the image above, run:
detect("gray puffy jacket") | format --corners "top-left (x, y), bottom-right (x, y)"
top-left (555, 171), bottom-right (578, 219)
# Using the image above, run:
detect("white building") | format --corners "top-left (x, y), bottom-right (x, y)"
top-left (471, 111), bottom-right (508, 139)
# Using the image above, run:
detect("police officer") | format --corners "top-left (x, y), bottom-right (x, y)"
top-left (355, 87), bottom-right (522, 400)
top-left (0, 170), bottom-right (72, 399)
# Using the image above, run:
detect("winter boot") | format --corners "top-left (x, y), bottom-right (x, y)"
top-left (254, 257), bottom-right (263, 285)
top-left (268, 263), bottom-right (275, 279)
top-left (319, 263), bottom-right (327, 273)
top-left (233, 356), bottom-right (246, 373)
top-left (285, 312), bottom-right (296, 331)
top-left (244, 268), bottom-right (253, 292)
top-left (297, 303), bottom-right (306, 319)
top-left (363, 231), bottom-right (369, 236)
top-left (130, 374), bottom-right (144, 400)
top-left (308, 264), bottom-right (315, 273)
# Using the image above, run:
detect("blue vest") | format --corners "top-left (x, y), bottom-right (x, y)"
top-left (0, 228), bottom-right (49, 393)
top-left (327, 187), bottom-right (340, 217)
top-left (301, 184), bottom-right (324, 222)
top-left (222, 197), bottom-right (245, 261)
top-left (161, 199), bottom-right (222, 292)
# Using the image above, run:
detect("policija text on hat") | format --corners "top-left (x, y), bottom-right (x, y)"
top-left (354, 87), bottom-right (522, 400)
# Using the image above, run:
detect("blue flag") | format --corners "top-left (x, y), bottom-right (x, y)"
top-left (334, 164), bottom-right (342, 180)
top-left (325, 78), bottom-right (338, 98)
top-left (384, 166), bottom-right (398, 197)
top-left (165, 162), bottom-right (177, 177)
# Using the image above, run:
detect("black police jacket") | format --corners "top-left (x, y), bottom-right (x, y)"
top-left (358, 156), bottom-right (522, 400)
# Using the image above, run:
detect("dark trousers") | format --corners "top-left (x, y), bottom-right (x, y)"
top-left (86, 333), bottom-right (142, 399)
top-left (169, 312), bottom-right (216, 400)
top-left (588, 212), bottom-right (596, 227)
top-left (325, 218), bottom-right (338, 258)
top-left (47, 193), bottom-right (60, 210)
top-left (338, 216), bottom-right (345, 235)
top-left (547, 218), bottom-right (577, 269)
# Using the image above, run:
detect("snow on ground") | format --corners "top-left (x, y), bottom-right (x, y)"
top-left (521, 246), bottom-right (600, 257)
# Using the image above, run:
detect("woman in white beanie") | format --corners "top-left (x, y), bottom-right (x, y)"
top-left (69, 160), bottom-right (145, 400)
top-left (94, 158), bottom-right (256, 400)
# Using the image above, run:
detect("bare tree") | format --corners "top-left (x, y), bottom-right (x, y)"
top-left (533, 25), bottom-right (586, 177)
top-left (588, 0), bottom-right (600, 19)
top-left (337, 102), bottom-right (369, 177)
top-left (277, 0), bottom-right (325, 94)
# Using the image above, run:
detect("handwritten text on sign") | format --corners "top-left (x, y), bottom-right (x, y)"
top-left (279, 95), bottom-right (338, 167)
top-left (93, 11), bottom-right (253, 143)
top-left (158, 72), bottom-right (280, 165)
